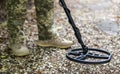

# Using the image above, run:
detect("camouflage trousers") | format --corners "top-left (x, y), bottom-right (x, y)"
top-left (6, 0), bottom-right (55, 45)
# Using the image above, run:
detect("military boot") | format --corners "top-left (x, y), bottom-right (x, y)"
top-left (9, 43), bottom-right (29, 56)
top-left (36, 37), bottom-right (73, 48)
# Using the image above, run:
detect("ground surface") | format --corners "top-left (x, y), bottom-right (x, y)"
top-left (0, 0), bottom-right (120, 74)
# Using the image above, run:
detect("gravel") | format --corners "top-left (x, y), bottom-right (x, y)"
top-left (0, 0), bottom-right (120, 74)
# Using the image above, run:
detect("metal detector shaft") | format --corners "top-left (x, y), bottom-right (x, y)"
top-left (59, 0), bottom-right (88, 53)
top-left (59, 0), bottom-right (112, 64)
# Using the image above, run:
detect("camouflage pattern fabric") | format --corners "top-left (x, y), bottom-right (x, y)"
top-left (34, 0), bottom-right (56, 40)
top-left (6, 0), bottom-right (55, 47)
top-left (7, 0), bottom-right (28, 46)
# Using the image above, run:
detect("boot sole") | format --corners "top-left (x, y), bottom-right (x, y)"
top-left (37, 43), bottom-right (71, 49)
top-left (14, 52), bottom-right (29, 56)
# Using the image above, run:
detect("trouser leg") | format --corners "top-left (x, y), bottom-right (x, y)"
top-left (34, 0), bottom-right (56, 40)
top-left (6, 0), bottom-right (29, 56)
top-left (7, 0), bottom-right (27, 45)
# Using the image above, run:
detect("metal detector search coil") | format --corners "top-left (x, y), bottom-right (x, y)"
top-left (59, 0), bottom-right (112, 64)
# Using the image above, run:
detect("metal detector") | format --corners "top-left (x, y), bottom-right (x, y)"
top-left (59, 0), bottom-right (112, 64)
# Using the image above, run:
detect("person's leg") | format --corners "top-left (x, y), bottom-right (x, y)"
top-left (34, 0), bottom-right (73, 48)
top-left (7, 0), bottom-right (29, 56)
top-left (34, 0), bottom-right (56, 40)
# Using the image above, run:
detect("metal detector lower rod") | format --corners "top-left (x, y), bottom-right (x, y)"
top-left (59, 0), bottom-right (88, 53)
